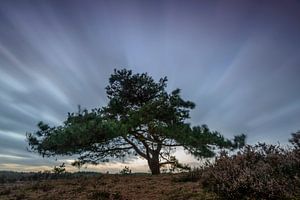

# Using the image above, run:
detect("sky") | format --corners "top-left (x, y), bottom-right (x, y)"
top-left (0, 0), bottom-right (300, 173)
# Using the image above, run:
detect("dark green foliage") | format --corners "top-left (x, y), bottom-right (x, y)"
top-left (289, 130), bottom-right (300, 149)
top-left (27, 69), bottom-right (245, 174)
top-left (201, 132), bottom-right (300, 200)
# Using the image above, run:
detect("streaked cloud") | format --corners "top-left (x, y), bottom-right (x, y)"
top-left (0, 0), bottom-right (299, 172)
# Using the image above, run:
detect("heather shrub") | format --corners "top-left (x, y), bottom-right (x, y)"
top-left (29, 182), bottom-right (54, 192)
top-left (0, 188), bottom-right (11, 195)
top-left (88, 190), bottom-right (122, 200)
top-left (201, 132), bottom-right (300, 200)
top-left (164, 187), bottom-right (216, 200)
top-left (88, 191), bottom-right (110, 200)
top-left (173, 168), bottom-right (202, 182)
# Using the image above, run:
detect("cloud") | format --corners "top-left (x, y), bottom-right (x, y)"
top-left (0, 0), bottom-right (300, 172)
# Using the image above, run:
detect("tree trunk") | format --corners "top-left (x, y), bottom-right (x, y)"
top-left (148, 153), bottom-right (160, 175)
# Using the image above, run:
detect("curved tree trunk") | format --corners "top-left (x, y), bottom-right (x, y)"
top-left (148, 160), bottom-right (160, 175)
top-left (148, 153), bottom-right (160, 175)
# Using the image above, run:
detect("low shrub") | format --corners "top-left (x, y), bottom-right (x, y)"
top-left (164, 188), bottom-right (216, 200)
top-left (119, 166), bottom-right (131, 175)
top-left (173, 169), bottom-right (202, 182)
top-left (88, 191), bottom-right (110, 200)
top-left (29, 182), bottom-right (54, 192)
top-left (88, 190), bottom-right (122, 200)
top-left (0, 188), bottom-right (11, 195)
top-left (0, 170), bottom-right (103, 183)
top-left (201, 132), bottom-right (300, 200)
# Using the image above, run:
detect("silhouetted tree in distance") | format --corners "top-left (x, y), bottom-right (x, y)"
top-left (27, 69), bottom-right (245, 174)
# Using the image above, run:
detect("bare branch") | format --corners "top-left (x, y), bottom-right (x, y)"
top-left (123, 136), bottom-right (147, 159)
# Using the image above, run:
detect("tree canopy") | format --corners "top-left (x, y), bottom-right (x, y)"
top-left (27, 69), bottom-right (246, 174)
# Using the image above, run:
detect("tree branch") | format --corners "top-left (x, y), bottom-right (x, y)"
top-left (159, 161), bottom-right (176, 166)
top-left (123, 136), bottom-right (147, 159)
top-left (161, 144), bottom-right (181, 147)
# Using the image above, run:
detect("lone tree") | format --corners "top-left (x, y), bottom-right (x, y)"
top-left (27, 69), bottom-right (245, 174)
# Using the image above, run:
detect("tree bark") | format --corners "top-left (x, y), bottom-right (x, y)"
top-left (148, 153), bottom-right (160, 175)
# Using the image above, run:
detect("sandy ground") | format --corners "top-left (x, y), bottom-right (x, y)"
top-left (0, 173), bottom-right (216, 200)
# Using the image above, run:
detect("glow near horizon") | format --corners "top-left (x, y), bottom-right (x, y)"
top-left (0, 0), bottom-right (300, 172)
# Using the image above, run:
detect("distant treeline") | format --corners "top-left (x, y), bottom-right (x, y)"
top-left (0, 171), bottom-right (102, 183)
